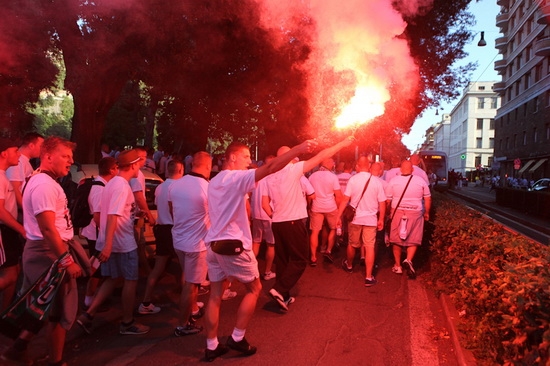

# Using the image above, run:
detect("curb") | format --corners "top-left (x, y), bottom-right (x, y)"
top-left (439, 294), bottom-right (477, 366)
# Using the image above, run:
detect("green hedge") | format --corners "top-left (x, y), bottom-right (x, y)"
top-left (428, 194), bottom-right (550, 365)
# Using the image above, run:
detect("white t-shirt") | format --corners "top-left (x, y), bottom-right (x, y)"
top-left (96, 176), bottom-right (137, 253)
top-left (250, 178), bottom-right (271, 221)
top-left (413, 165), bottom-right (430, 186)
top-left (169, 174), bottom-right (210, 252)
top-left (344, 172), bottom-right (386, 226)
top-left (300, 175), bottom-right (315, 196)
top-left (81, 176), bottom-right (108, 241)
top-left (383, 167), bottom-right (401, 182)
top-left (0, 170), bottom-right (17, 222)
top-left (337, 172), bottom-right (352, 193)
top-left (155, 178), bottom-right (177, 225)
top-left (23, 173), bottom-right (73, 241)
top-left (386, 175), bottom-right (431, 212)
top-left (265, 162), bottom-right (308, 222)
top-left (6, 155), bottom-right (33, 191)
top-left (308, 169), bottom-right (340, 213)
top-left (205, 169), bottom-right (256, 250)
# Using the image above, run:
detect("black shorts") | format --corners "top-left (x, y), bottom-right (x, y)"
top-left (153, 224), bottom-right (174, 257)
top-left (0, 225), bottom-right (24, 269)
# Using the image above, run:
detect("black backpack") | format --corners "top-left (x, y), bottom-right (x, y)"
top-left (70, 178), bottom-right (105, 228)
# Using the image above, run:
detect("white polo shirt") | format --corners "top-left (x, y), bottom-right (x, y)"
top-left (308, 169), bottom-right (340, 213)
top-left (265, 161), bottom-right (308, 223)
top-left (344, 172), bottom-right (386, 226)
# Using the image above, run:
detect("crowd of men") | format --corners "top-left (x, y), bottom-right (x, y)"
top-left (0, 133), bottom-right (433, 364)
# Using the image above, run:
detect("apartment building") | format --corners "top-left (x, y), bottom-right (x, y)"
top-left (493, 0), bottom-right (550, 180)
top-left (447, 81), bottom-right (500, 174)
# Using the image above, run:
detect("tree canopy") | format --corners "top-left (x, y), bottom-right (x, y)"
top-left (0, 0), bottom-right (477, 163)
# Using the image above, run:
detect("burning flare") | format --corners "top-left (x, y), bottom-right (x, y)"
top-left (335, 84), bottom-right (388, 129)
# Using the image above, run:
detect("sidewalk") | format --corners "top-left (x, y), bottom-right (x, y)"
top-left (1, 245), bottom-right (466, 366)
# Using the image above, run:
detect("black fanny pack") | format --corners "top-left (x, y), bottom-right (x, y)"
top-left (210, 240), bottom-right (244, 255)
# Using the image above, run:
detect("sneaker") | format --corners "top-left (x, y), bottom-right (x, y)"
top-left (323, 252), bottom-right (334, 263)
top-left (284, 296), bottom-right (295, 307)
top-left (309, 259), bottom-right (317, 267)
top-left (198, 286), bottom-right (210, 296)
top-left (138, 303), bottom-right (161, 315)
top-left (222, 289), bottom-right (237, 300)
top-left (402, 259), bottom-right (416, 279)
top-left (268, 288), bottom-right (288, 311)
top-left (190, 306), bottom-right (204, 322)
top-left (0, 347), bottom-right (33, 365)
top-left (263, 271), bottom-right (276, 280)
top-left (174, 323), bottom-right (202, 336)
top-left (341, 259), bottom-right (353, 273)
top-left (392, 266), bottom-right (403, 274)
top-left (205, 344), bottom-right (229, 362)
top-left (119, 320), bottom-right (150, 335)
top-left (76, 312), bottom-right (93, 335)
top-left (364, 277), bottom-right (377, 287)
top-left (226, 336), bottom-right (257, 356)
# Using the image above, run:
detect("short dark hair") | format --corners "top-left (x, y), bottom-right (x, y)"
top-left (21, 132), bottom-right (44, 146)
top-left (40, 136), bottom-right (76, 157)
top-left (98, 156), bottom-right (117, 176)
top-left (167, 159), bottom-right (182, 176)
top-left (225, 142), bottom-right (249, 161)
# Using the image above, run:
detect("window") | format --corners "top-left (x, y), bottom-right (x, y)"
top-left (491, 98), bottom-right (498, 109)
top-left (477, 118), bottom-right (483, 129)
top-left (513, 134), bottom-right (517, 147)
top-left (524, 71), bottom-right (530, 90)
top-left (535, 64), bottom-right (542, 82)
top-left (475, 156), bottom-right (482, 167)
top-left (499, 139), bottom-right (503, 150)
top-left (476, 138), bottom-right (483, 148)
top-left (523, 131), bottom-right (527, 145)
top-left (546, 124), bottom-right (550, 140)
top-left (506, 137), bottom-right (510, 149)
top-left (488, 156), bottom-right (494, 167)
top-left (534, 128), bottom-right (538, 143)
top-left (489, 119), bottom-right (495, 130)
top-left (517, 54), bottom-right (522, 71)
top-left (478, 86), bottom-right (485, 90)
top-left (489, 138), bottom-right (495, 148)
top-left (526, 45), bottom-right (531, 62)
top-left (534, 96), bottom-right (539, 113)
top-left (477, 98), bottom-right (485, 109)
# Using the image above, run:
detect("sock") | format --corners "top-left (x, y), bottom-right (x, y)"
top-left (231, 327), bottom-right (246, 342)
top-left (84, 296), bottom-right (94, 307)
top-left (13, 338), bottom-right (29, 352)
top-left (206, 337), bottom-right (219, 351)
top-left (142, 302), bottom-right (151, 307)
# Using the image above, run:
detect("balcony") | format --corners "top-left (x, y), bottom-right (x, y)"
top-left (495, 36), bottom-right (508, 50)
top-left (497, 0), bottom-right (508, 6)
top-left (496, 12), bottom-right (509, 29)
top-left (534, 37), bottom-right (550, 57)
top-left (494, 59), bottom-right (507, 74)
top-left (493, 82), bottom-right (506, 94)
top-left (536, 4), bottom-right (550, 25)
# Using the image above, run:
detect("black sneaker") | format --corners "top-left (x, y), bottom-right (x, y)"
top-left (268, 288), bottom-right (288, 311)
top-left (226, 336), bottom-right (257, 356)
top-left (323, 252), bottom-right (334, 263)
top-left (402, 259), bottom-right (416, 279)
top-left (174, 323), bottom-right (202, 336)
top-left (205, 344), bottom-right (229, 362)
top-left (341, 259), bottom-right (353, 273)
top-left (189, 306), bottom-right (204, 322)
top-left (76, 312), bottom-right (93, 335)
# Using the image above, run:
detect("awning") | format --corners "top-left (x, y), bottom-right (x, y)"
top-left (517, 159), bottom-right (536, 175)
top-left (529, 158), bottom-right (548, 173)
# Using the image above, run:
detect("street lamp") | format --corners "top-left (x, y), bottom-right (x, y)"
top-left (477, 31), bottom-right (487, 47)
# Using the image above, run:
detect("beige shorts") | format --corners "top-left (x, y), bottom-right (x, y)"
top-left (175, 249), bottom-right (207, 284)
top-left (348, 224), bottom-right (377, 249)
top-left (206, 248), bottom-right (259, 283)
top-left (309, 210), bottom-right (339, 231)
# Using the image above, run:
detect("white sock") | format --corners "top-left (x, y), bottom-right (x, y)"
top-left (84, 296), bottom-right (94, 307)
top-left (231, 327), bottom-right (246, 342)
top-left (206, 337), bottom-right (219, 351)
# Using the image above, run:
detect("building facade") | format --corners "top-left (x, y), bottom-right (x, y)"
top-left (448, 81), bottom-right (499, 174)
top-left (493, 0), bottom-right (550, 181)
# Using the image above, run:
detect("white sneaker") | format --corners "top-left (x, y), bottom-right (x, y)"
top-left (138, 303), bottom-right (161, 315)
top-left (392, 266), bottom-right (403, 274)
top-left (263, 271), bottom-right (276, 280)
top-left (197, 301), bottom-right (204, 309)
top-left (222, 289), bottom-right (237, 300)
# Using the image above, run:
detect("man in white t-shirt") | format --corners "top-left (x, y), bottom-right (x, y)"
top-left (0, 138), bottom-right (26, 311)
top-left (169, 153), bottom-right (211, 336)
top-left (6, 132), bottom-right (44, 210)
top-left (385, 160), bottom-right (431, 279)
top-left (80, 157), bottom-right (118, 311)
top-left (308, 157), bottom-right (342, 264)
top-left (410, 154), bottom-right (430, 186)
top-left (263, 137), bottom-right (354, 313)
top-left (2, 136), bottom-right (82, 366)
top-left (77, 149), bottom-right (150, 336)
top-left (337, 156), bottom-right (386, 286)
top-left (203, 139), bottom-right (319, 362)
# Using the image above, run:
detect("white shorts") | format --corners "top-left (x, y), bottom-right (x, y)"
top-left (175, 249), bottom-right (207, 285)
top-left (252, 219), bottom-right (275, 244)
top-left (206, 249), bottom-right (259, 283)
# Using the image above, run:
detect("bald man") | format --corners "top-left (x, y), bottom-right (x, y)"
top-left (385, 160), bottom-right (431, 279)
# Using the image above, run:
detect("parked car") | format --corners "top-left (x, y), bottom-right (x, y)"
top-left (529, 178), bottom-right (550, 192)
top-left (70, 163), bottom-right (164, 243)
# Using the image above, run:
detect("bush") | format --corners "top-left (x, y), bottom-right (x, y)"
top-left (428, 193), bottom-right (550, 365)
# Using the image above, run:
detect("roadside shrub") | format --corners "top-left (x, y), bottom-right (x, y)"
top-left (428, 194), bottom-right (550, 365)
